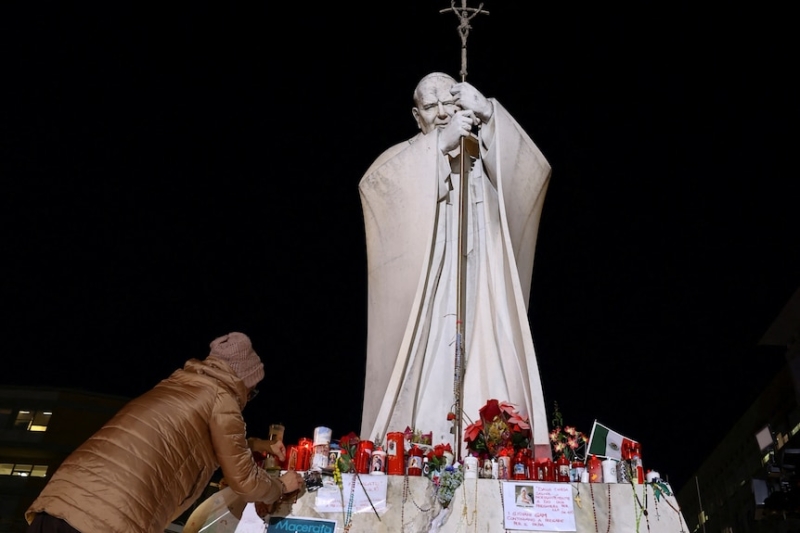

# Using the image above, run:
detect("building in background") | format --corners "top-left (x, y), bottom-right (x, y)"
top-left (0, 387), bottom-right (129, 533)
top-left (1, 386), bottom-right (224, 532)
top-left (677, 287), bottom-right (800, 532)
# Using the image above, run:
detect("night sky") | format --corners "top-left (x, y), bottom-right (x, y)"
top-left (2, 3), bottom-right (797, 494)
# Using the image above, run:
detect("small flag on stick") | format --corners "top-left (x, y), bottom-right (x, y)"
top-left (586, 420), bottom-right (637, 461)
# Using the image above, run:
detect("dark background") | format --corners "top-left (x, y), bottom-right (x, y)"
top-left (2, 2), bottom-right (797, 494)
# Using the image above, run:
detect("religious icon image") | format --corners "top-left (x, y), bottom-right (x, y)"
top-left (515, 486), bottom-right (534, 507)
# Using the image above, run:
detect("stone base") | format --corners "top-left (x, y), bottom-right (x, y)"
top-left (185, 477), bottom-right (689, 533)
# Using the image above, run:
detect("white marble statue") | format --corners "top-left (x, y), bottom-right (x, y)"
top-left (358, 72), bottom-right (552, 458)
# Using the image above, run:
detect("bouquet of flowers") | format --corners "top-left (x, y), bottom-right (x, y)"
top-left (436, 463), bottom-right (464, 508)
top-left (464, 399), bottom-right (531, 459)
top-left (335, 431), bottom-right (361, 473)
top-left (425, 442), bottom-right (454, 474)
top-left (404, 426), bottom-right (433, 446)
top-left (548, 401), bottom-right (588, 462)
top-left (331, 431), bottom-right (381, 526)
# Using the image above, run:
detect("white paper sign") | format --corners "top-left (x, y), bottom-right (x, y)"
top-left (502, 482), bottom-right (576, 531)
top-left (313, 474), bottom-right (388, 514)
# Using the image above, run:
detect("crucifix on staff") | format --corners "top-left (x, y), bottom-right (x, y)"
top-left (439, 0), bottom-right (489, 458)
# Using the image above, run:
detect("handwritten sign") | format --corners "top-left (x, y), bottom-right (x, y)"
top-left (502, 482), bottom-right (576, 531)
top-left (313, 474), bottom-right (388, 514)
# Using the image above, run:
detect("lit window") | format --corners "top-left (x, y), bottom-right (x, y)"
top-left (12, 464), bottom-right (33, 477)
top-left (13, 410), bottom-right (51, 432)
top-left (30, 411), bottom-right (52, 432)
top-left (14, 411), bottom-right (32, 430)
top-left (0, 463), bottom-right (48, 477)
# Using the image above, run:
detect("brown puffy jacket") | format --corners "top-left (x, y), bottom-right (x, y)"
top-left (25, 356), bottom-right (283, 532)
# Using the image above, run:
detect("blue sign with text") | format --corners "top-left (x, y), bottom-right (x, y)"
top-left (267, 516), bottom-right (337, 533)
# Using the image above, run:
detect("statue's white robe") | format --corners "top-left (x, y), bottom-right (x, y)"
top-left (358, 101), bottom-right (552, 457)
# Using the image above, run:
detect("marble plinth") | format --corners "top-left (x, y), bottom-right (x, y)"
top-left (185, 476), bottom-right (689, 533)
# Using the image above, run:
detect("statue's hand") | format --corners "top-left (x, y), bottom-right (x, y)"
top-left (438, 109), bottom-right (478, 153)
top-left (450, 82), bottom-right (493, 123)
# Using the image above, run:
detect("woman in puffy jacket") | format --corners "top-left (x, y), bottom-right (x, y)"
top-left (25, 332), bottom-right (303, 533)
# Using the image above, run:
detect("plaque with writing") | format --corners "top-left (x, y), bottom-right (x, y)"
top-left (502, 482), bottom-right (576, 531)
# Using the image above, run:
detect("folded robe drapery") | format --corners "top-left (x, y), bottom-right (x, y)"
top-left (358, 100), bottom-right (552, 457)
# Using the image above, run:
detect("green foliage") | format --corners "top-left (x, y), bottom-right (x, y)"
top-left (436, 465), bottom-right (464, 508)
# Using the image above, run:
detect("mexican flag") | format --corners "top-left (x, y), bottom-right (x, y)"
top-left (586, 420), bottom-right (637, 460)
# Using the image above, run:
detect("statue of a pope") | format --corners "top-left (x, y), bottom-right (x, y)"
top-left (358, 72), bottom-right (552, 458)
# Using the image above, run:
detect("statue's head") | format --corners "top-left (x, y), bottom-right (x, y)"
top-left (412, 72), bottom-right (459, 134)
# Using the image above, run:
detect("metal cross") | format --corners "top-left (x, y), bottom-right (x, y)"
top-left (440, 0), bottom-right (489, 82)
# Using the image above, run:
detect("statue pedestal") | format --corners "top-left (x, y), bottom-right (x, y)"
top-left (286, 477), bottom-right (687, 532)
top-left (186, 476), bottom-right (689, 532)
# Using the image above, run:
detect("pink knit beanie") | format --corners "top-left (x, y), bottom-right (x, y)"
top-left (208, 332), bottom-right (264, 390)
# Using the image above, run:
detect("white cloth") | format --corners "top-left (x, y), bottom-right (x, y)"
top-left (358, 101), bottom-right (552, 457)
top-left (233, 503), bottom-right (265, 533)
